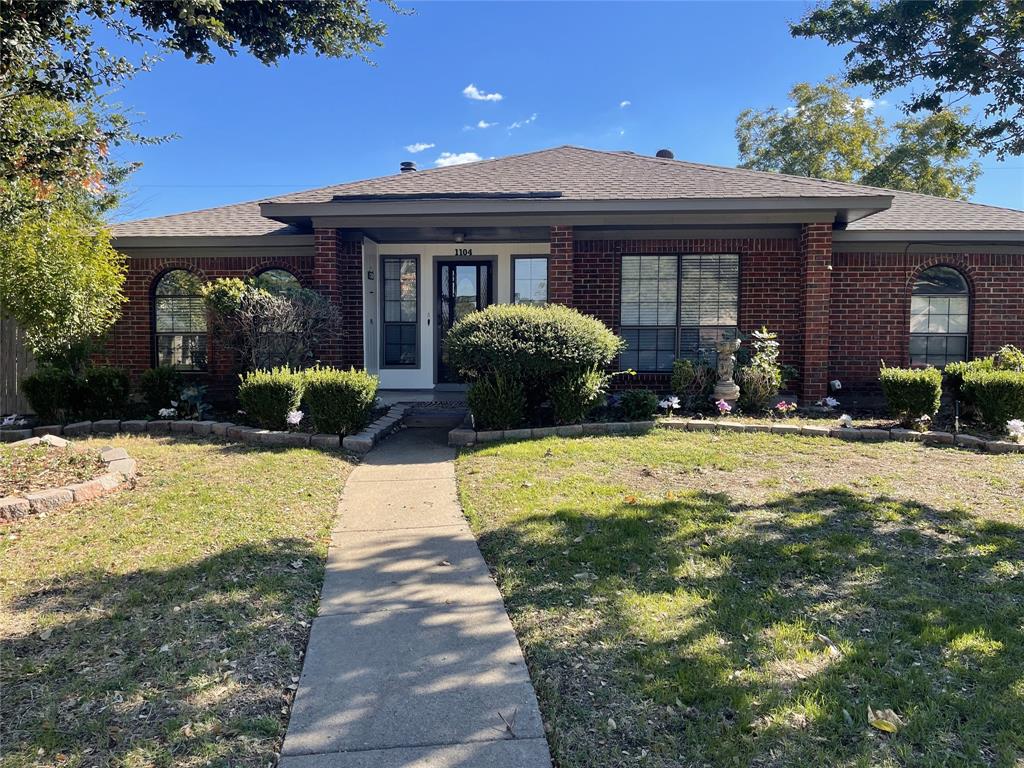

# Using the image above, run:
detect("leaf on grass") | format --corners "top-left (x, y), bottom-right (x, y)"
top-left (624, 495), bottom-right (638, 505)
top-left (867, 705), bottom-right (902, 734)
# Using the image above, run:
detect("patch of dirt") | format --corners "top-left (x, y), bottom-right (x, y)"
top-left (0, 445), bottom-right (104, 496)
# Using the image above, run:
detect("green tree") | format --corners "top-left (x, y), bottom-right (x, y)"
top-left (735, 79), bottom-right (981, 199)
top-left (0, 186), bottom-right (126, 369)
top-left (792, 0), bottom-right (1024, 158)
top-left (1, 0), bottom-right (397, 367)
top-left (2, 0), bottom-right (397, 199)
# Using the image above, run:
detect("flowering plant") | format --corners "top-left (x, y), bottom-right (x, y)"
top-left (286, 409), bottom-right (304, 428)
top-left (774, 401), bottom-right (797, 416)
top-left (837, 413), bottom-right (854, 429)
top-left (1008, 419), bottom-right (1024, 443)
top-left (715, 399), bottom-right (733, 415)
top-left (158, 407), bottom-right (176, 419)
top-left (659, 395), bottom-right (681, 416)
top-left (816, 396), bottom-right (841, 409)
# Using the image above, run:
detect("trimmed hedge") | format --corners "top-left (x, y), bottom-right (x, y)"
top-left (237, 367), bottom-right (304, 430)
top-left (962, 369), bottom-right (1024, 429)
top-left (303, 367), bottom-right (379, 435)
top-left (550, 368), bottom-right (607, 426)
top-left (879, 366), bottom-right (943, 426)
top-left (467, 373), bottom-right (526, 430)
top-left (22, 365), bottom-right (129, 422)
top-left (444, 303), bottom-right (623, 425)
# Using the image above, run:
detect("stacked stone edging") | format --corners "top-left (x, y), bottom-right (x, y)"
top-left (0, 403), bottom-right (413, 460)
top-left (448, 417), bottom-right (1024, 454)
top-left (0, 437), bottom-right (138, 522)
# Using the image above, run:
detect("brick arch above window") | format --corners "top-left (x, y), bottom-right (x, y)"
top-left (908, 263), bottom-right (971, 368)
top-left (152, 267), bottom-right (208, 371)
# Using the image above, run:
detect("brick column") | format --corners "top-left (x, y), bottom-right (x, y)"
top-left (337, 238), bottom-right (364, 369)
top-left (799, 222), bottom-right (833, 402)
top-left (548, 225), bottom-right (574, 306)
top-left (312, 228), bottom-right (343, 367)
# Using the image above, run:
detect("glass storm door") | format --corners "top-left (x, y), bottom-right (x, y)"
top-left (436, 261), bottom-right (492, 383)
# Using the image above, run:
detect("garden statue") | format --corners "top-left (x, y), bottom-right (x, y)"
top-left (713, 337), bottom-right (742, 404)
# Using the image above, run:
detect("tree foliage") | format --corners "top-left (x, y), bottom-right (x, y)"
top-left (0, 189), bottom-right (126, 368)
top-left (735, 79), bottom-right (981, 199)
top-left (792, 0), bottom-right (1024, 158)
top-left (2, 0), bottom-right (397, 200)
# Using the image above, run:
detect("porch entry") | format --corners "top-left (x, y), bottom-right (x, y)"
top-left (436, 261), bottom-right (493, 383)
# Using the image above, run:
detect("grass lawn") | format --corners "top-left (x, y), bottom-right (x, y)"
top-left (457, 430), bottom-right (1024, 768)
top-left (1, 435), bottom-right (351, 768)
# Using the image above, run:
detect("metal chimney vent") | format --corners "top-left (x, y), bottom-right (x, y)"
top-left (400, 161), bottom-right (417, 173)
top-left (655, 148), bottom-right (675, 159)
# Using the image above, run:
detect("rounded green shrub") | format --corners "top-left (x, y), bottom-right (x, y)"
top-left (237, 366), bottom-right (304, 430)
top-left (962, 369), bottom-right (1024, 429)
top-left (879, 366), bottom-right (943, 426)
top-left (21, 366), bottom-right (77, 422)
top-left (619, 389), bottom-right (659, 421)
top-left (138, 366), bottom-right (184, 415)
top-left (467, 373), bottom-right (527, 431)
top-left (303, 366), bottom-right (379, 435)
top-left (671, 359), bottom-right (716, 411)
top-left (444, 303), bottom-right (623, 424)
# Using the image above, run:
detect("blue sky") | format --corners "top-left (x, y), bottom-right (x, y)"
top-left (110, 0), bottom-right (1024, 222)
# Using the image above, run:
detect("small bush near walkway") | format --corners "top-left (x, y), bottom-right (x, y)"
top-left (237, 366), bottom-right (304, 430)
top-left (879, 365), bottom-right (943, 426)
top-left (445, 304), bottom-right (623, 427)
top-left (467, 372), bottom-right (527, 430)
top-left (303, 366), bottom-right (379, 435)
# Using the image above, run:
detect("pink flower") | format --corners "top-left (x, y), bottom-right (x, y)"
top-left (715, 399), bottom-right (733, 414)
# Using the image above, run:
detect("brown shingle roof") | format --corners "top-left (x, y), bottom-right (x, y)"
top-left (111, 199), bottom-right (301, 238)
top-left (270, 146), bottom-right (886, 202)
top-left (111, 145), bottom-right (1024, 237)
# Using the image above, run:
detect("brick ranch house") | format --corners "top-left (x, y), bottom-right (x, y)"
top-left (106, 145), bottom-right (1024, 402)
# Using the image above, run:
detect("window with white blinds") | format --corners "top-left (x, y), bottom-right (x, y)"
top-left (619, 254), bottom-right (739, 372)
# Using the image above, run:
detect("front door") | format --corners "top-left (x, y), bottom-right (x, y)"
top-left (436, 261), bottom-right (492, 383)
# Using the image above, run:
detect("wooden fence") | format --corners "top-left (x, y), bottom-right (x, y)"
top-left (1, 317), bottom-right (35, 415)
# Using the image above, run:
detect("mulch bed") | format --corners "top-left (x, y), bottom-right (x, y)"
top-left (0, 445), bottom-right (104, 496)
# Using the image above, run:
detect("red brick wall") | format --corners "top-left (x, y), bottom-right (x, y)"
top-left (99, 250), bottom-right (315, 398)
top-left (830, 250), bottom-right (1024, 388)
top-left (799, 223), bottom-right (833, 400)
top-left (548, 225), bottom-right (574, 305)
top-left (312, 229), bottom-right (364, 369)
top-left (572, 236), bottom-right (804, 390)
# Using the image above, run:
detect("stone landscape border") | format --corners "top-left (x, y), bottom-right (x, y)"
top-left (0, 435), bottom-right (138, 522)
top-left (449, 417), bottom-right (1024, 454)
top-left (0, 404), bottom-right (411, 456)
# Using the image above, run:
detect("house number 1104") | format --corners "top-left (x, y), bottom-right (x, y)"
top-left (454, 248), bottom-right (473, 257)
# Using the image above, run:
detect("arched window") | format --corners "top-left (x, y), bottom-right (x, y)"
top-left (910, 266), bottom-right (969, 367)
top-left (154, 270), bottom-right (207, 370)
top-left (253, 268), bottom-right (301, 295)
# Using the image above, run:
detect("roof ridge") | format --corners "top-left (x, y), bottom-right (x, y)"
top-left (564, 145), bottom-right (893, 198)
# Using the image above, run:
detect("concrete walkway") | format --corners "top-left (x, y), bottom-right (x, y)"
top-left (280, 429), bottom-right (552, 768)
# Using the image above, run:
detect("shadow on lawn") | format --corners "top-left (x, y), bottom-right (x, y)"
top-left (477, 487), bottom-right (1024, 767)
top-left (2, 538), bottom-right (321, 767)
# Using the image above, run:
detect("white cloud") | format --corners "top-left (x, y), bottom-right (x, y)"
top-left (508, 113), bottom-right (538, 130)
top-left (477, 120), bottom-right (496, 129)
top-left (435, 151), bottom-right (483, 167)
top-left (856, 97), bottom-right (876, 110)
top-left (463, 83), bottom-right (503, 102)
top-left (404, 142), bottom-right (435, 154)
top-left (619, 100), bottom-right (631, 108)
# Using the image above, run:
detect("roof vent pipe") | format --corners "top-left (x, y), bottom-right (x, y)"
top-left (400, 161), bottom-right (417, 173)
top-left (655, 148), bottom-right (675, 159)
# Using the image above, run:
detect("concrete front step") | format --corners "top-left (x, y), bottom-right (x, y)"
top-left (403, 408), bottom-right (469, 429)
